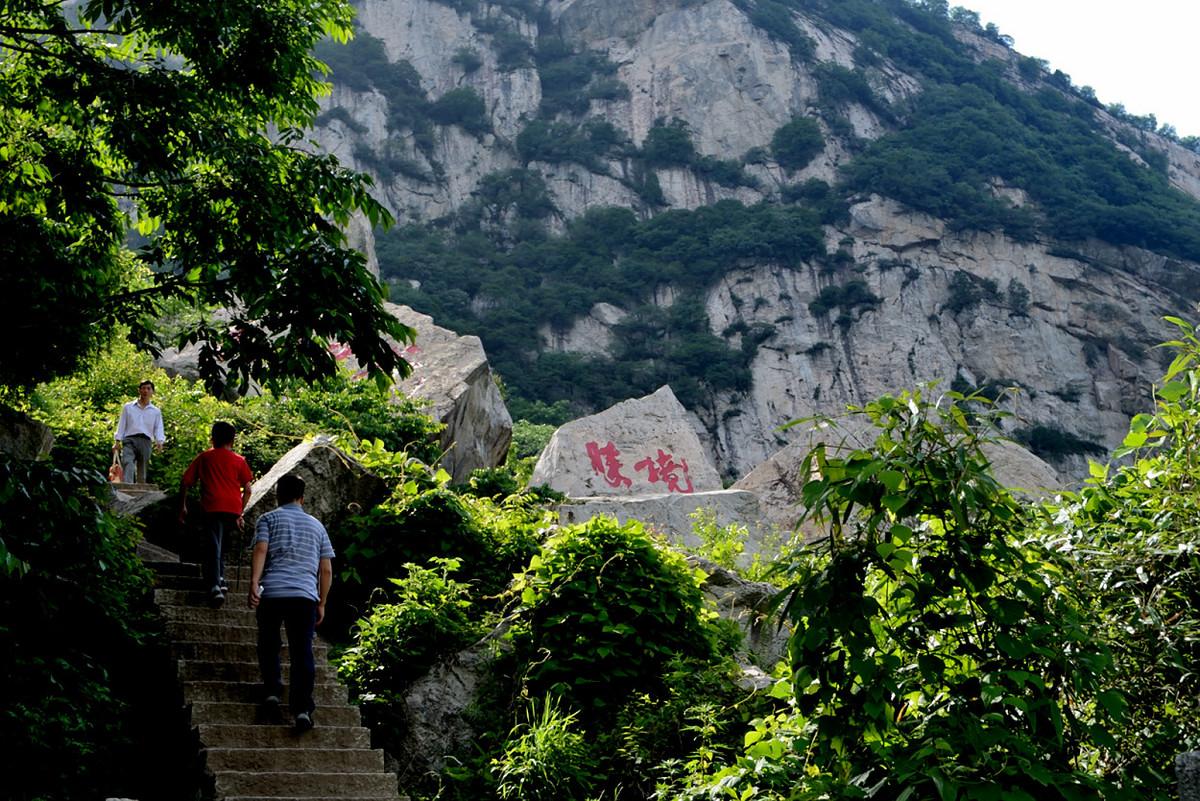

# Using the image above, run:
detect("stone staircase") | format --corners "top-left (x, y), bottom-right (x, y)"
top-left (148, 556), bottom-right (404, 801)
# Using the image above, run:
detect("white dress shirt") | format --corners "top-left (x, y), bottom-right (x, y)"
top-left (115, 401), bottom-right (165, 444)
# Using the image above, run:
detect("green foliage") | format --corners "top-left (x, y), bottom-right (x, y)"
top-left (1050, 317), bottom-right (1200, 789)
top-left (379, 200), bottom-right (826, 415)
top-left (510, 420), bottom-right (556, 460)
top-left (770, 116), bottom-right (825, 171)
top-left (452, 47), bottom-right (483, 73)
top-left (731, 0), bottom-right (816, 61)
top-left (0, 453), bottom-right (159, 799)
top-left (1007, 277), bottom-right (1032, 316)
top-left (944, 270), bottom-right (1000, 314)
top-left (688, 507), bottom-right (747, 571)
top-left (772, 390), bottom-right (1127, 799)
top-left (513, 516), bottom-right (716, 715)
top-left (316, 35), bottom-right (437, 152)
top-left (807, 279), bottom-right (881, 324)
top-left (429, 87), bottom-right (491, 135)
top-left (516, 120), bottom-right (622, 170)
top-left (338, 557), bottom-right (480, 704)
top-left (637, 119), bottom-right (754, 187)
top-left (535, 42), bottom-right (625, 117)
top-left (338, 476), bottom-right (544, 632)
top-left (28, 338), bottom-right (443, 489)
top-left (642, 118), bottom-right (698, 167)
top-left (812, 61), bottom-right (889, 119)
top-left (0, 1), bottom-right (413, 391)
top-left (846, 81), bottom-right (1200, 260)
top-left (491, 697), bottom-right (599, 801)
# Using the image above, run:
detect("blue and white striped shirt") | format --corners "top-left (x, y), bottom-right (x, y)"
top-left (254, 503), bottom-right (334, 602)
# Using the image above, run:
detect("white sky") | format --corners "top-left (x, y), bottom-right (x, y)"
top-left (961, 1), bottom-right (1199, 138)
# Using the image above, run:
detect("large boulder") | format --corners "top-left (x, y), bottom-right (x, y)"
top-left (390, 625), bottom-right (511, 783)
top-left (735, 417), bottom-right (1064, 537)
top-left (691, 556), bottom-right (790, 669)
top-left (559, 490), bottom-right (764, 557)
top-left (386, 303), bottom-right (512, 483)
top-left (243, 437), bottom-right (386, 536)
top-left (531, 385), bottom-right (722, 497)
top-left (0, 406), bottom-right (54, 460)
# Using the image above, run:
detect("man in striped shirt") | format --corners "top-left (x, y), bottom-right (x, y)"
top-left (248, 474), bottom-right (334, 732)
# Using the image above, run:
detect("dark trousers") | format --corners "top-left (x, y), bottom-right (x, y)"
top-left (256, 597), bottom-right (317, 716)
top-left (202, 511), bottom-right (239, 590)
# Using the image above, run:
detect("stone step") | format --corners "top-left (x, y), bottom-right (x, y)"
top-left (171, 641), bottom-right (329, 663)
top-left (161, 604), bottom-right (257, 627)
top-left (156, 574), bottom-right (243, 591)
top-left (113, 481), bottom-right (160, 494)
top-left (190, 701), bottom-right (361, 727)
top-left (155, 588), bottom-right (226, 607)
top-left (178, 660), bottom-right (339, 684)
top-left (146, 559), bottom-right (195, 577)
top-left (198, 723), bottom-right (371, 750)
top-left (205, 747), bottom-right (383, 773)
top-left (216, 771), bottom-right (398, 798)
top-left (168, 621), bottom-right (328, 646)
top-left (185, 681), bottom-right (347, 706)
top-left (225, 797), bottom-right (403, 801)
top-left (167, 622), bottom-right (263, 644)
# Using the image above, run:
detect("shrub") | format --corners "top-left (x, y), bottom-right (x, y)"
top-left (429, 87), bottom-right (490, 135)
top-left (338, 557), bottom-right (479, 701)
top-left (642, 118), bottom-right (697, 167)
top-left (513, 516), bottom-right (715, 716)
top-left (807, 279), bottom-right (880, 319)
top-left (452, 47), bottom-right (483, 73)
top-left (769, 388), bottom-right (1127, 798)
top-left (770, 116), bottom-right (824, 171)
top-left (0, 454), bottom-right (159, 799)
top-left (491, 697), bottom-right (599, 801)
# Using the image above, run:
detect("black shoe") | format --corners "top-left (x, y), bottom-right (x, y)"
top-left (261, 695), bottom-right (282, 724)
top-left (294, 711), bottom-right (314, 733)
top-left (209, 586), bottom-right (225, 608)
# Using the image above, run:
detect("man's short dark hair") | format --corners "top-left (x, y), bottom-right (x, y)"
top-left (138, 380), bottom-right (155, 390)
top-left (277, 474), bottom-right (305, 505)
top-left (211, 420), bottom-right (236, 447)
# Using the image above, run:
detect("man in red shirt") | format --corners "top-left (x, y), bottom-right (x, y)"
top-left (180, 421), bottom-right (254, 606)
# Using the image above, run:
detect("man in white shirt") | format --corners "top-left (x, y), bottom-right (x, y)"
top-left (112, 380), bottom-right (165, 483)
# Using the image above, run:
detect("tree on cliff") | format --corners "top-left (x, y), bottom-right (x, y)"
top-left (0, 0), bottom-right (413, 391)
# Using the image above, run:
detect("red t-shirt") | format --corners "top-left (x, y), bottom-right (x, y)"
top-left (182, 448), bottom-right (253, 515)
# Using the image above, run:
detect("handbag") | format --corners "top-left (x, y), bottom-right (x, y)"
top-left (108, 453), bottom-right (124, 483)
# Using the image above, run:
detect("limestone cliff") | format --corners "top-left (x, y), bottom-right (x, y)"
top-left (314, 0), bottom-right (1200, 480)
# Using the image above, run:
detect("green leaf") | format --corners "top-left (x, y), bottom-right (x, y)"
top-left (1158, 381), bottom-right (1189, 402)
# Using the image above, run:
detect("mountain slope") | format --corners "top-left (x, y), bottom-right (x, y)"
top-left (311, 0), bottom-right (1200, 479)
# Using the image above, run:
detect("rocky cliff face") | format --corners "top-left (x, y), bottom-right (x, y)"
top-left (316, 0), bottom-right (1200, 481)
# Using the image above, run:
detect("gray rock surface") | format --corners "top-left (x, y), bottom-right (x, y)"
top-left (558, 490), bottom-right (763, 555)
top-left (0, 407), bottom-right (54, 460)
top-left (734, 416), bottom-right (1062, 537)
top-left (387, 303), bottom-right (513, 483)
top-left (1179, 752), bottom-right (1200, 801)
top-left (243, 437), bottom-right (386, 536)
top-left (531, 385), bottom-right (721, 497)
top-left (393, 625), bottom-right (510, 783)
top-left (691, 556), bottom-right (789, 669)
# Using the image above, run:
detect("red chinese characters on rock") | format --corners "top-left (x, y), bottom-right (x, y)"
top-left (586, 440), bottom-right (632, 489)
top-left (584, 442), bottom-right (694, 494)
top-left (635, 449), bottom-right (694, 494)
